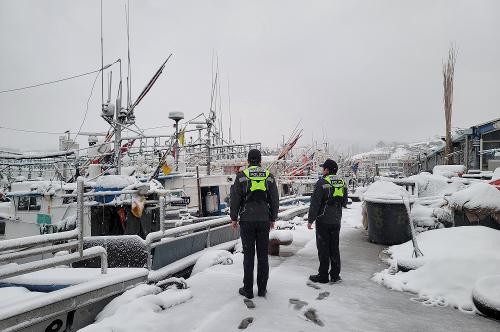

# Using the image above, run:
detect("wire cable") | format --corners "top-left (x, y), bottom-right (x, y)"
top-left (0, 60), bottom-right (118, 94)
top-left (70, 70), bottom-right (101, 146)
top-left (0, 126), bottom-right (68, 135)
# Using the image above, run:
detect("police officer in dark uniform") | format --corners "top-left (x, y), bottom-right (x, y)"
top-left (230, 149), bottom-right (279, 299)
top-left (307, 159), bottom-right (348, 284)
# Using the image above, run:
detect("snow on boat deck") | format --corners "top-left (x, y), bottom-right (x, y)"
top-left (82, 203), bottom-right (499, 332)
top-left (0, 267), bottom-right (146, 289)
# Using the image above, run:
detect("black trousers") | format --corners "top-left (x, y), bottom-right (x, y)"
top-left (240, 221), bottom-right (270, 292)
top-left (316, 222), bottom-right (341, 278)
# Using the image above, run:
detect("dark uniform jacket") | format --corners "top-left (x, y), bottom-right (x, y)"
top-left (230, 166), bottom-right (279, 223)
top-left (308, 175), bottom-right (348, 225)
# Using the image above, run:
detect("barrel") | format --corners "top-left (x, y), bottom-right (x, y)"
top-left (365, 201), bottom-right (412, 245)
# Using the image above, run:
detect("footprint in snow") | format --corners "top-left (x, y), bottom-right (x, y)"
top-left (243, 298), bottom-right (256, 309)
top-left (304, 308), bottom-right (324, 327)
top-left (306, 281), bottom-right (321, 290)
top-left (289, 298), bottom-right (308, 310)
top-left (238, 317), bottom-right (254, 329)
top-left (316, 292), bottom-right (330, 300)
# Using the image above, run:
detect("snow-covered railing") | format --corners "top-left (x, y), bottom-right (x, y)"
top-left (0, 247), bottom-right (107, 280)
top-left (145, 201), bottom-right (310, 270)
top-left (55, 189), bottom-right (177, 198)
top-left (145, 216), bottom-right (232, 269)
top-left (277, 205), bottom-right (309, 221)
top-left (279, 195), bottom-right (310, 206)
top-left (0, 177), bottom-right (108, 280)
top-left (0, 230), bottom-right (79, 252)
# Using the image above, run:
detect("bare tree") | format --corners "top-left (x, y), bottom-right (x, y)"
top-left (443, 45), bottom-right (457, 165)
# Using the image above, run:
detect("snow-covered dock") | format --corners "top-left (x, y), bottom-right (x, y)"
top-left (81, 203), bottom-right (499, 332)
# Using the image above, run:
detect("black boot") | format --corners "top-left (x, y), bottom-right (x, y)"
top-left (330, 275), bottom-right (342, 283)
top-left (257, 289), bottom-right (267, 298)
top-left (309, 274), bottom-right (329, 284)
top-left (239, 287), bottom-right (254, 299)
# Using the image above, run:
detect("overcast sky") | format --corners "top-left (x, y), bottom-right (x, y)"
top-left (0, 0), bottom-right (499, 152)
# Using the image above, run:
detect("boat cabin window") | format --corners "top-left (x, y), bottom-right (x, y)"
top-left (18, 196), bottom-right (41, 211)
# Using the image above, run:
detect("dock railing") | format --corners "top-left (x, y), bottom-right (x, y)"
top-left (145, 216), bottom-right (233, 270)
top-left (0, 177), bottom-right (108, 280)
top-left (145, 201), bottom-right (310, 271)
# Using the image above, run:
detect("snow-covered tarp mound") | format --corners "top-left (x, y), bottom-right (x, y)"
top-left (448, 182), bottom-right (500, 212)
top-left (362, 181), bottom-right (411, 203)
top-left (409, 172), bottom-right (464, 198)
top-left (191, 250), bottom-right (233, 275)
top-left (81, 285), bottom-right (193, 332)
top-left (94, 175), bottom-right (136, 189)
top-left (372, 226), bottom-right (500, 313)
top-left (410, 203), bottom-right (449, 231)
top-left (433, 165), bottom-right (466, 178)
top-left (447, 182), bottom-right (500, 224)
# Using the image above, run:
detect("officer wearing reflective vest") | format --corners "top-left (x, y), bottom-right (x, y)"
top-left (307, 159), bottom-right (348, 284)
top-left (230, 149), bottom-right (279, 299)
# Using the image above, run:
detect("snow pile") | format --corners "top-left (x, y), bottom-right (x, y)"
top-left (409, 201), bottom-right (452, 232)
top-left (448, 182), bottom-right (500, 211)
top-left (372, 226), bottom-right (500, 312)
top-left (472, 275), bottom-right (500, 312)
top-left (433, 165), bottom-right (465, 178)
top-left (191, 250), bottom-right (233, 275)
top-left (95, 175), bottom-right (136, 189)
top-left (95, 284), bottom-right (162, 321)
top-left (81, 288), bottom-right (193, 332)
top-left (269, 230), bottom-right (293, 243)
top-left (410, 204), bottom-right (447, 231)
top-left (410, 204), bottom-right (435, 227)
top-left (410, 173), bottom-right (464, 197)
top-left (362, 181), bottom-right (410, 203)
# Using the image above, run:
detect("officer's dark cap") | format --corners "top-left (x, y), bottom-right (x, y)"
top-left (320, 159), bottom-right (338, 173)
top-left (247, 149), bottom-right (262, 164)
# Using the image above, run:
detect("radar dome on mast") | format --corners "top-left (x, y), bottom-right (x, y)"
top-left (168, 111), bottom-right (184, 122)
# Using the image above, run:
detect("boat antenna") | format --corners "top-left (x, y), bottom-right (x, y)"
top-left (227, 78), bottom-right (232, 143)
top-left (126, 0), bottom-right (132, 110)
top-left (100, 0), bottom-right (104, 113)
top-left (217, 55), bottom-right (223, 143)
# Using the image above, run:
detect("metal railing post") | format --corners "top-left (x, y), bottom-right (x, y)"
top-left (100, 251), bottom-right (108, 274)
top-left (159, 196), bottom-right (165, 233)
top-left (77, 176), bottom-right (84, 257)
top-left (206, 226), bottom-right (211, 248)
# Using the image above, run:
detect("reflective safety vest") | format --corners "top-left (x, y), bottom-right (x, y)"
top-left (324, 175), bottom-right (345, 198)
top-left (243, 166), bottom-right (270, 192)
